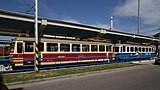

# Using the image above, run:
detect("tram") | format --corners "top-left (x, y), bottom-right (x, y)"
top-left (114, 44), bottom-right (156, 61)
top-left (10, 37), bottom-right (114, 68)
top-left (5, 37), bottom-right (157, 70)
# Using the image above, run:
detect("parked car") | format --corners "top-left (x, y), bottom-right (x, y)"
top-left (155, 56), bottom-right (160, 64)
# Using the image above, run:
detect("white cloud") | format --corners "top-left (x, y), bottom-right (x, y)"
top-left (114, 0), bottom-right (138, 17)
top-left (113, 0), bottom-right (160, 35)
top-left (113, 0), bottom-right (160, 25)
top-left (62, 18), bottom-right (81, 24)
top-left (140, 26), bottom-right (160, 36)
top-left (94, 23), bottom-right (110, 29)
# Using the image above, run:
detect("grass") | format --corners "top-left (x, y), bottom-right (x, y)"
top-left (3, 62), bottom-right (140, 84)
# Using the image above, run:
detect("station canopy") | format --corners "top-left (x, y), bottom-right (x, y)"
top-left (0, 9), bottom-right (159, 44)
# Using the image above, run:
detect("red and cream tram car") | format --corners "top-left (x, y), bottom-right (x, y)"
top-left (10, 37), bottom-right (114, 68)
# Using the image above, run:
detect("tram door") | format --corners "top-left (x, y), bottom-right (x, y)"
top-left (16, 42), bottom-right (34, 66)
top-left (16, 42), bottom-right (24, 65)
top-left (23, 42), bottom-right (34, 65)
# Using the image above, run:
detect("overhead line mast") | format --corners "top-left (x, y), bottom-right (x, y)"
top-left (34, 0), bottom-right (39, 72)
top-left (138, 0), bottom-right (140, 34)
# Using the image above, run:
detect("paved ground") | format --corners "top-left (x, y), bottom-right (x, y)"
top-left (8, 62), bottom-right (160, 90)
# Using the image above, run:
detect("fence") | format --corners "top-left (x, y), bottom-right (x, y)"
top-left (0, 55), bottom-right (154, 73)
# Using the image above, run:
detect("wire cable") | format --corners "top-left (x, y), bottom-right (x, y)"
top-left (141, 28), bottom-right (160, 33)
top-left (26, 0), bottom-right (34, 14)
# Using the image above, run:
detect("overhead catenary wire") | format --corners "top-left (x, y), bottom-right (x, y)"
top-left (137, 0), bottom-right (140, 34)
top-left (26, 0), bottom-right (34, 14)
top-left (141, 28), bottom-right (160, 34)
top-left (26, 5), bottom-right (34, 14)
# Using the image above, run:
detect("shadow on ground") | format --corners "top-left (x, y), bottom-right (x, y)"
top-left (9, 87), bottom-right (23, 90)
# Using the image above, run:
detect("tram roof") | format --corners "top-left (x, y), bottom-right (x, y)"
top-left (0, 40), bottom-right (12, 44)
top-left (0, 9), bottom-right (159, 44)
top-left (12, 37), bottom-right (113, 45)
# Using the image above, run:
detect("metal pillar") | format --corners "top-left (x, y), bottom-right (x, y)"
top-left (110, 16), bottom-right (113, 30)
top-left (137, 0), bottom-right (140, 34)
top-left (34, 0), bottom-right (39, 72)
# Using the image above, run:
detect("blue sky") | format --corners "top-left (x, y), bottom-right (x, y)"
top-left (0, 0), bottom-right (160, 38)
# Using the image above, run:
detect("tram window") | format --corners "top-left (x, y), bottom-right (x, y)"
top-left (91, 45), bottom-right (98, 52)
top-left (152, 48), bottom-right (154, 52)
top-left (135, 47), bottom-right (138, 52)
top-left (72, 44), bottom-right (80, 52)
top-left (82, 45), bottom-right (89, 52)
top-left (121, 47), bottom-right (123, 52)
top-left (130, 47), bottom-right (134, 52)
top-left (60, 44), bottom-right (70, 52)
top-left (39, 43), bottom-right (44, 52)
top-left (109, 46), bottom-right (112, 51)
top-left (47, 43), bottom-right (58, 52)
top-left (142, 48), bottom-right (145, 52)
top-left (123, 46), bottom-right (126, 52)
top-left (146, 48), bottom-right (148, 52)
top-left (106, 46), bottom-right (109, 51)
top-left (106, 45), bottom-right (112, 52)
top-left (25, 42), bottom-right (33, 52)
top-left (139, 47), bottom-right (141, 52)
top-left (11, 42), bottom-right (15, 53)
top-left (149, 48), bottom-right (151, 52)
top-left (127, 47), bottom-right (129, 52)
top-left (99, 45), bottom-right (105, 52)
top-left (17, 42), bottom-right (22, 53)
top-left (114, 47), bottom-right (119, 52)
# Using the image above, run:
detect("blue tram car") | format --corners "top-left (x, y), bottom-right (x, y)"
top-left (113, 44), bottom-right (157, 62)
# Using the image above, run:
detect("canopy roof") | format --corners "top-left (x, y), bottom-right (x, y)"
top-left (0, 9), bottom-right (159, 44)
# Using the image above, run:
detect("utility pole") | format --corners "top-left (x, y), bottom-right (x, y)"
top-left (34, 0), bottom-right (39, 72)
top-left (137, 0), bottom-right (140, 34)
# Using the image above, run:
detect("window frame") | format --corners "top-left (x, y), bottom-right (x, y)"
top-left (99, 45), bottom-right (105, 52)
top-left (25, 42), bottom-right (34, 52)
top-left (47, 43), bottom-right (58, 52)
top-left (60, 43), bottom-right (70, 52)
top-left (82, 45), bottom-right (90, 52)
top-left (17, 42), bottom-right (23, 53)
top-left (91, 45), bottom-right (98, 52)
top-left (114, 47), bottom-right (119, 52)
top-left (72, 44), bottom-right (80, 52)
